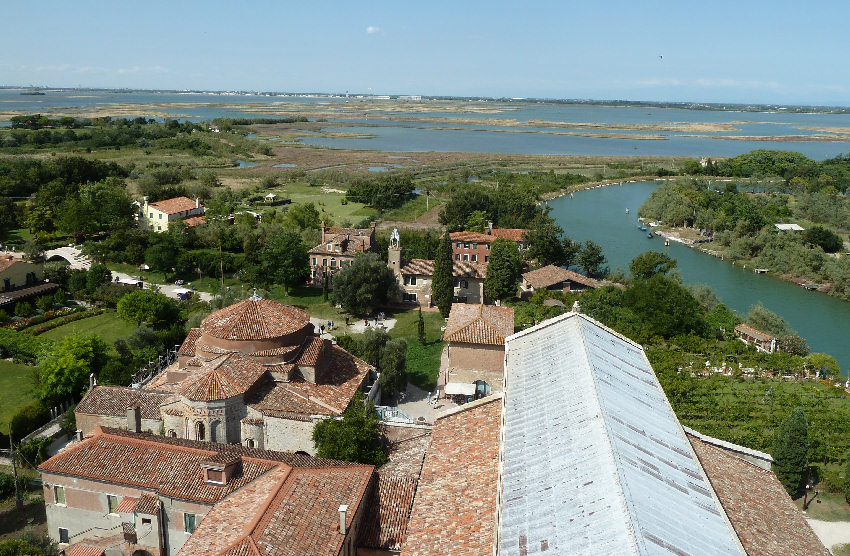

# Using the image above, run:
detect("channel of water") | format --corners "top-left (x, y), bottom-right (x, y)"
top-left (548, 181), bottom-right (850, 375)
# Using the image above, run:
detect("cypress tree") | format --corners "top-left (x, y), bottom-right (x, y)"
top-left (417, 306), bottom-right (426, 345)
top-left (432, 232), bottom-right (454, 318)
top-left (484, 238), bottom-right (521, 302)
top-left (771, 407), bottom-right (809, 497)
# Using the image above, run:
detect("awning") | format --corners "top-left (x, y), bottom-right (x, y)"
top-left (172, 288), bottom-right (192, 295)
top-left (444, 382), bottom-right (476, 396)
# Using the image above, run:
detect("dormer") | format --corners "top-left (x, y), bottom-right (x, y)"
top-left (201, 453), bottom-right (241, 485)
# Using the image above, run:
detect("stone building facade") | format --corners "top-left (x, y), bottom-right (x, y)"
top-left (308, 221), bottom-right (377, 284)
top-left (387, 240), bottom-right (486, 306)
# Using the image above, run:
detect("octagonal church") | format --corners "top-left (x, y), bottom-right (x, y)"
top-left (75, 295), bottom-right (375, 454)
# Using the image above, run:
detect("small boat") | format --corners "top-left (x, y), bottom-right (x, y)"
top-left (626, 207), bottom-right (630, 214)
top-left (647, 232), bottom-right (654, 238)
top-left (638, 225), bottom-right (647, 232)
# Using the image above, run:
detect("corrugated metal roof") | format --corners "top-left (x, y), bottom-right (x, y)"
top-left (499, 312), bottom-right (743, 555)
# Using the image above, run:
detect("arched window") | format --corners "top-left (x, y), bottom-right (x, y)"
top-left (210, 421), bottom-right (220, 443)
top-left (195, 422), bottom-right (205, 441)
top-left (246, 439), bottom-right (255, 448)
top-left (167, 430), bottom-right (177, 438)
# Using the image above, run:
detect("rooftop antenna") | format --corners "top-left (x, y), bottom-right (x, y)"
top-left (250, 288), bottom-right (262, 301)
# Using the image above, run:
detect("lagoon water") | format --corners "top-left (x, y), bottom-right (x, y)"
top-left (4, 89), bottom-right (850, 159)
top-left (548, 182), bottom-right (850, 375)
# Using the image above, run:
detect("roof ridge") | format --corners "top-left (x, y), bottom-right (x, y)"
top-left (435, 392), bottom-right (502, 421)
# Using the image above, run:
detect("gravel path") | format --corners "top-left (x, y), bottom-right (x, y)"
top-left (806, 517), bottom-right (850, 553)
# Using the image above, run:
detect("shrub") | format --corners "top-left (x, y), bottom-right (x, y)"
top-left (10, 402), bottom-right (50, 440)
top-left (14, 302), bottom-right (32, 317)
top-left (17, 437), bottom-right (51, 467)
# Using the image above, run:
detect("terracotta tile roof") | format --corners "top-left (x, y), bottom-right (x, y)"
top-left (179, 353), bottom-right (268, 402)
top-left (249, 345), bottom-right (370, 416)
top-left (358, 474), bottom-right (419, 551)
top-left (522, 264), bottom-right (599, 290)
top-left (134, 493), bottom-right (160, 515)
top-left (148, 196), bottom-right (202, 215)
top-left (113, 496), bottom-right (138, 513)
top-left (178, 328), bottom-right (202, 355)
top-left (402, 397), bottom-right (501, 556)
top-left (178, 465), bottom-right (374, 556)
top-left (67, 546), bottom-right (105, 556)
top-left (294, 336), bottom-right (325, 366)
top-left (449, 228), bottom-right (528, 243)
top-left (309, 234), bottom-right (373, 257)
top-left (40, 428), bottom-right (360, 505)
top-left (380, 432), bottom-right (431, 478)
top-left (200, 298), bottom-right (311, 341)
top-left (688, 434), bottom-right (830, 556)
top-left (735, 323), bottom-right (775, 342)
top-left (76, 386), bottom-right (176, 419)
top-left (399, 258), bottom-right (486, 279)
top-left (443, 303), bottom-right (514, 345)
top-left (183, 215), bottom-right (207, 227)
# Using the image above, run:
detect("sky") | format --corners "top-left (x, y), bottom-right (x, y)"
top-left (3, 1), bottom-right (850, 105)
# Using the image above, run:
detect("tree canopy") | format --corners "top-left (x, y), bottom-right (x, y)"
top-left (312, 395), bottom-right (387, 465)
top-left (577, 240), bottom-right (607, 278)
top-left (772, 407), bottom-right (809, 497)
top-left (38, 334), bottom-right (111, 407)
top-left (117, 290), bottom-right (179, 328)
top-left (484, 238), bottom-right (521, 302)
top-left (629, 251), bottom-right (677, 280)
top-left (332, 253), bottom-right (398, 316)
top-left (258, 231), bottom-right (309, 294)
top-left (432, 232), bottom-right (454, 318)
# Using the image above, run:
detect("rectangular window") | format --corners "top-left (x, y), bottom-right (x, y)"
top-left (455, 254), bottom-right (460, 260)
top-left (59, 528), bottom-right (69, 544)
top-left (403, 275), bottom-right (410, 286)
top-left (464, 242), bottom-right (470, 249)
top-left (184, 513), bottom-right (197, 534)
top-left (485, 255), bottom-right (489, 262)
top-left (322, 258), bottom-right (328, 266)
top-left (158, 214), bottom-right (162, 219)
top-left (107, 495), bottom-right (119, 514)
top-left (409, 276), bottom-right (417, 285)
top-left (472, 243), bottom-right (478, 249)
top-left (455, 242), bottom-right (461, 249)
top-left (327, 243), bottom-right (333, 250)
top-left (149, 213), bottom-right (153, 218)
top-left (330, 259), bottom-right (337, 268)
top-left (312, 257), bottom-right (317, 266)
top-left (403, 293), bottom-right (418, 302)
top-left (461, 280), bottom-right (468, 289)
top-left (54, 486), bottom-right (66, 505)
top-left (463, 254), bottom-right (469, 261)
top-left (486, 244), bottom-right (490, 250)
top-left (471, 254), bottom-right (477, 262)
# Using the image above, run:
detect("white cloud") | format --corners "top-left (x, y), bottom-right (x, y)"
top-left (366, 26), bottom-right (381, 34)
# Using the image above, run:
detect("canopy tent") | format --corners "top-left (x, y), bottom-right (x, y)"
top-left (444, 382), bottom-right (476, 396)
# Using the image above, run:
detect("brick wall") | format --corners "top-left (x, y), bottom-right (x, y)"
top-left (264, 415), bottom-right (318, 454)
top-left (448, 343), bottom-right (505, 373)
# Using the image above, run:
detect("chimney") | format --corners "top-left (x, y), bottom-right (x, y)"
top-left (338, 504), bottom-right (348, 535)
top-left (126, 406), bottom-right (141, 433)
top-left (75, 430), bottom-right (83, 442)
top-left (195, 197), bottom-right (200, 209)
top-left (89, 373), bottom-right (97, 389)
top-left (487, 221), bottom-right (493, 235)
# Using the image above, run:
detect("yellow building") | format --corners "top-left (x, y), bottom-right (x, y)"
top-left (140, 196), bottom-right (205, 232)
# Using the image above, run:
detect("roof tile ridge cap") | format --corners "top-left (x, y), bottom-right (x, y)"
top-left (39, 428), bottom-right (97, 470)
top-left (434, 392), bottom-right (503, 422)
top-left (245, 465), bottom-right (295, 542)
top-left (102, 429), bottom-right (219, 458)
top-left (682, 426), bottom-right (773, 463)
top-left (573, 317), bottom-right (644, 555)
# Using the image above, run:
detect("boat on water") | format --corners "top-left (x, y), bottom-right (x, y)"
top-left (638, 225), bottom-right (647, 231)
top-left (647, 231), bottom-right (654, 238)
top-left (20, 90), bottom-right (45, 95)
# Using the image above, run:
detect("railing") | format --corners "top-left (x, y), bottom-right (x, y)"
top-left (374, 405), bottom-right (414, 424)
top-left (132, 346), bottom-right (179, 388)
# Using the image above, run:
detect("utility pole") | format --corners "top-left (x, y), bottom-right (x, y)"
top-left (9, 425), bottom-right (22, 510)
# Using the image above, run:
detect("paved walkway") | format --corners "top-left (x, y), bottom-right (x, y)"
top-left (112, 270), bottom-right (213, 302)
top-left (396, 383), bottom-right (457, 425)
top-left (806, 517), bottom-right (850, 553)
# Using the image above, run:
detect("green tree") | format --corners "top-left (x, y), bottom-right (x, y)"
top-left (359, 328), bottom-right (390, 368)
top-left (844, 451), bottom-right (850, 505)
top-left (322, 271), bottom-right (329, 301)
top-left (577, 240), bottom-right (608, 278)
top-left (465, 210), bottom-right (488, 233)
top-left (432, 232), bottom-right (454, 318)
top-left (379, 338), bottom-right (408, 400)
top-left (705, 303), bottom-right (739, 338)
top-left (282, 202), bottom-right (321, 230)
top-left (746, 304), bottom-right (794, 338)
top-left (258, 231), bottom-right (309, 294)
top-left (117, 290), bottom-right (179, 328)
top-left (312, 394), bottom-right (387, 465)
top-left (484, 238), bottom-right (521, 302)
top-left (771, 407), bottom-right (809, 497)
top-left (417, 306), bottom-right (426, 345)
top-left (144, 242), bottom-right (179, 276)
top-left (85, 263), bottom-right (112, 293)
top-left (624, 274), bottom-right (706, 339)
top-left (38, 334), bottom-right (111, 407)
top-left (0, 529), bottom-right (59, 556)
top-left (524, 216), bottom-right (566, 267)
top-left (629, 251), bottom-right (677, 280)
top-left (802, 225), bottom-right (843, 253)
top-left (332, 253), bottom-right (398, 316)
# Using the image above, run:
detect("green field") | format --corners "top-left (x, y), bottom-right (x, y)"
top-left (40, 311), bottom-right (136, 345)
top-left (388, 308), bottom-right (445, 391)
top-left (270, 182), bottom-right (378, 226)
top-left (0, 360), bottom-right (37, 432)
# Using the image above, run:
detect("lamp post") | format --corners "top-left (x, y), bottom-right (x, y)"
top-left (802, 475), bottom-right (818, 511)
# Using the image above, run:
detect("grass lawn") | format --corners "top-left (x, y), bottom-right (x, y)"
top-left (1, 228), bottom-right (33, 247)
top-left (795, 490), bottom-right (850, 522)
top-left (382, 195), bottom-right (444, 222)
top-left (834, 543), bottom-right (850, 556)
top-left (0, 360), bottom-right (37, 433)
top-left (268, 182), bottom-right (377, 225)
top-left (387, 308), bottom-right (445, 391)
top-left (40, 311), bottom-right (136, 346)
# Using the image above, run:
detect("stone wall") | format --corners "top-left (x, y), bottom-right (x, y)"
top-left (75, 413), bottom-right (163, 436)
top-left (263, 415), bottom-right (318, 454)
top-left (448, 343), bottom-right (505, 373)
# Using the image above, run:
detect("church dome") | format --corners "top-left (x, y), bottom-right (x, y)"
top-left (201, 297), bottom-right (311, 341)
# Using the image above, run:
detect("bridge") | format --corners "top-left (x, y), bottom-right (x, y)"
top-left (44, 246), bottom-right (92, 270)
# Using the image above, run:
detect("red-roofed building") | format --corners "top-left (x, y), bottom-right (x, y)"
top-left (308, 221), bottom-right (377, 284)
top-left (76, 295), bottom-right (375, 455)
top-left (40, 427), bottom-right (373, 556)
top-left (449, 223), bottom-right (528, 263)
top-left (140, 196), bottom-right (205, 232)
top-left (442, 303), bottom-right (513, 400)
top-left (735, 323), bottom-right (777, 353)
